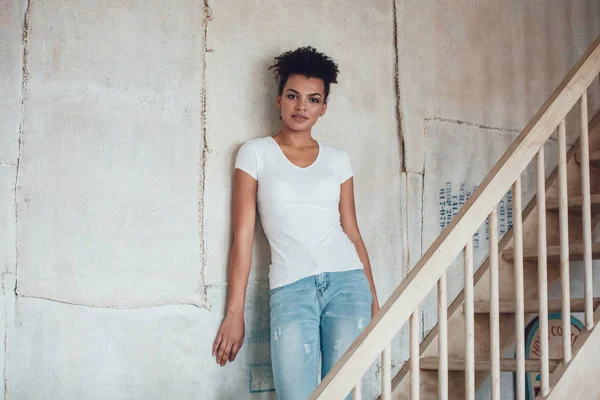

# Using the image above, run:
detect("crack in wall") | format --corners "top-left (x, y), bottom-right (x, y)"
top-left (196, 1), bottom-right (213, 310)
top-left (423, 116), bottom-right (521, 134)
top-left (14, 294), bottom-right (208, 310)
top-left (15, 0), bottom-right (30, 279)
top-left (392, 0), bottom-right (406, 173)
top-left (423, 116), bottom-right (559, 147)
top-left (6, 0), bottom-right (31, 397)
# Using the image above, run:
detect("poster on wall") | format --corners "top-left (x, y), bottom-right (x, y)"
top-left (519, 313), bottom-right (584, 399)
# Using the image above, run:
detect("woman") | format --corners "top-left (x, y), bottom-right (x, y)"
top-left (212, 46), bottom-right (380, 400)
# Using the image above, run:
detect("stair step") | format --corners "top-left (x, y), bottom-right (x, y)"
top-left (576, 150), bottom-right (600, 168)
top-left (473, 298), bottom-right (600, 314)
top-left (503, 243), bottom-right (600, 263)
top-left (420, 357), bottom-right (560, 372)
top-left (546, 194), bottom-right (600, 213)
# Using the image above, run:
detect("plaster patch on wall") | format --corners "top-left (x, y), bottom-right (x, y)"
top-left (15, 1), bottom-right (207, 308)
top-left (420, 117), bottom-right (523, 338)
top-left (249, 364), bottom-right (275, 393)
top-left (418, 114), bottom-right (560, 340)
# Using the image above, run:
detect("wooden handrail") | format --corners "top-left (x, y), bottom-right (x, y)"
top-left (310, 34), bottom-right (600, 400)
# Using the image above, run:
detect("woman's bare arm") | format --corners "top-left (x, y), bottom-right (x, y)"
top-left (339, 177), bottom-right (380, 316)
top-left (212, 169), bottom-right (257, 366)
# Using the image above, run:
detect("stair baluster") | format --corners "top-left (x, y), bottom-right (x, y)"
top-left (489, 207), bottom-right (500, 399)
top-left (580, 92), bottom-right (594, 331)
top-left (464, 239), bottom-right (475, 400)
top-left (537, 148), bottom-right (551, 396)
top-left (382, 345), bottom-right (392, 400)
top-left (410, 311), bottom-right (419, 399)
top-left (438, 273), bottom-right (448, 400)
top-left (558, 119), bottom-right (573, 363)
top-left (513, 177), bottom-right (526, 400)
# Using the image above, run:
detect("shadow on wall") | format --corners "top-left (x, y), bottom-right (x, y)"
top-left (221, 53), bottom-right (286, 395)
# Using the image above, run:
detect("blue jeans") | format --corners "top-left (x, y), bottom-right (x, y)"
top-left (270, 269), bottom-right (373, 400)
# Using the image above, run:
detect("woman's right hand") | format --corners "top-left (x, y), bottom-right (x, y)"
top-left (212, 312), bottom-right (245, 366)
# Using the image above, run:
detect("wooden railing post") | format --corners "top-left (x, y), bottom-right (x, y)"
top-left (382, 345), bottom-right (392, 400)
top-left (580, 92), bottom-right (594, 331)
top-left (410, 311), bottom-right (419, 400)
top-left (489, 208), bottom-right (500, 399)
top-left (537, 148), bottom-right (550, 397)
top-left (464, 239), bottom-right (475, 400)
top-left (513, 178), bottom-right (526, 400)
top-left (558, 119), bottom-right (572, 362)
top-left (438, 274), bottom-right (448, 400)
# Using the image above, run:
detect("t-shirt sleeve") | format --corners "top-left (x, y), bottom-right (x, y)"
top-left (235, 141), bottom-right (259, 180)
top-left (339, 150), bottom-right (354, 184)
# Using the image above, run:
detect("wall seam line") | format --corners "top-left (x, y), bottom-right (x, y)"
top-left (6, 1), bottom-right (31, 397)
top-left (11, 293), bottom-right (207, 309)
top-left (423, 116), bottom-right (521, 134)
top-left (196, 1), bottom-right (212, 309)
top-left (392, 0), bottom-right (406, 172)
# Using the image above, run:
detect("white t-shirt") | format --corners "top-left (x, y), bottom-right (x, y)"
top-left (235, 136), bottom-right (364, 289)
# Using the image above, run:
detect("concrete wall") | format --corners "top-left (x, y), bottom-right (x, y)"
top-left (1, 0), bottom-right (599, 399)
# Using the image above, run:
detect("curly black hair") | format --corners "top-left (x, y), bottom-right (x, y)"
top-left (269, 46), bottom-right (339, 102)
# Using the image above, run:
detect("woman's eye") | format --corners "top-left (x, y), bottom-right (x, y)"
top-left (287, 94), bottom-right (296, 99)
top-left (310, 98), bottom-right (320, 103)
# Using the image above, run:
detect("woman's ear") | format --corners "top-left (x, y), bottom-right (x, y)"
top-left (321, 102), bottom-right (328, 116)
top-left (276, 95), bottom-right (281, 110)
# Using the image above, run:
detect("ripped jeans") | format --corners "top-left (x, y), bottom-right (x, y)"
top-left (270, 269), bottom-right (373, 400)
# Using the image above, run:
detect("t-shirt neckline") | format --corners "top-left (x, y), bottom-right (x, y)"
top-left (269, 136), bottom-right (321, 170)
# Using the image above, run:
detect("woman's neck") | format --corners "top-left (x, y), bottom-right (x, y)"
top-left (275, 126), bottom-right (316, 148)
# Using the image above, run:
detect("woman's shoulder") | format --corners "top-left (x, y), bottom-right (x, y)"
top-left (239, 136), bottom-right (273, 151)
top-left (318, 141), bottom-right (349, 158)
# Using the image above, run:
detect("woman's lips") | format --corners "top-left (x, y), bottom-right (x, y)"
top-left (292, 114), bottom-right (308, 121)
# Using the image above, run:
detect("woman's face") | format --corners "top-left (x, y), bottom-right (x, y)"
top-left (276, 74), bottom-right (328, 132)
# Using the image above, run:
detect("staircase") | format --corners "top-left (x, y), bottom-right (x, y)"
top-left (309, 35), bottom-right (600, 400)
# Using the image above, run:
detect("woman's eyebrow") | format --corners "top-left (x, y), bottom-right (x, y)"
top-left (285, 88), bottom-right (322, 97)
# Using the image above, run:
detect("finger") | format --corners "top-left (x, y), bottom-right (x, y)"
top-left (229, 341), bottom-right (242, 362)
top-left (221, 342), bottom-right (233, 366)
top-left (217, 339), bottom-right (229, 365)
top-left (212, 333), bottom-right (223, 356)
